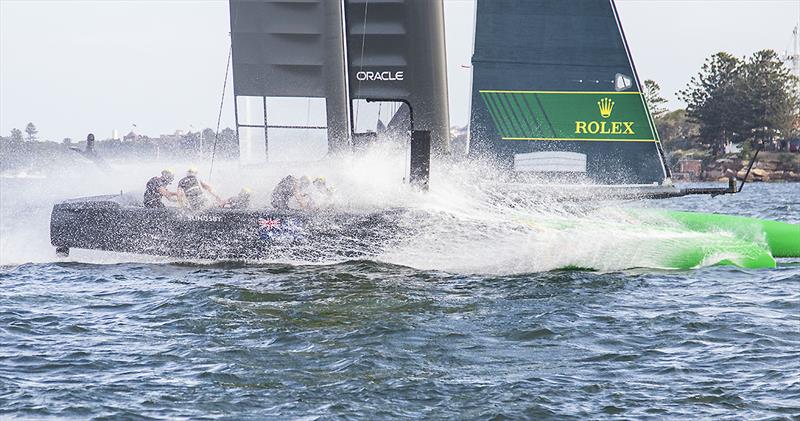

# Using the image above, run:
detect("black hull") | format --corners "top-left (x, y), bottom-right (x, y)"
top-left (50, 195), bottom-right (408, 260)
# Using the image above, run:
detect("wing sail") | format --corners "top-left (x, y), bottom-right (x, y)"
top-left (468, 0), bottom-right (670, 184)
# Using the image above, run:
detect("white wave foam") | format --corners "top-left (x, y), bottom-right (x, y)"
top-left (0, 146), bottom-right (756, 272)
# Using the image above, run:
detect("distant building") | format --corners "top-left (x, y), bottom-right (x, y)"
top-left (674, 158), bottom-right (703, 181)
top-left (158, 130), bottom-right (185, 144)
top-left (123, 131), bottom-right (140, 142)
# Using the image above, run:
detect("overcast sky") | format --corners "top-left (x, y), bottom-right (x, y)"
top-left (1, 0), bottom-right (798, 141)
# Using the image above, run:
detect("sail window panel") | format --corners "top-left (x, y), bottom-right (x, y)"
top-left (351, 100), bottom-right (408, 134)
top-left (266, 128), bottom-right (328, 162)
top-left (236, 96), bottom-right (265, 126)
top-left (514, 152), bottom-right (587, 173)
top-left (238, 127), bottom-right (267, 165)
top-left (265, 97), bottom-right (327, 127)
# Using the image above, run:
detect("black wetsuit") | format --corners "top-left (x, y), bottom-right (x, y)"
top-left (144, 176), bottom-right (167, 208)
top-left (271, 176), bottom-right (295, 210)
top-left (178, 175), bottom-right (208, 210)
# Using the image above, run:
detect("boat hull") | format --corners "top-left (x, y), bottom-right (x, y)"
top-left (50, 195), bottom-right (799, 270)
top-left (629, 210), bottom-right (800, 269)
top-left (50, 195), bottom-right (407, 260)
top-left (663, 211), bottom-right (800, 259)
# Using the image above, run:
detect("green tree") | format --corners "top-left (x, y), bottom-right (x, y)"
top-left (679, 52), bottom-right (744, 156)
top-left (220, 127), bottom-right (238, 158)
top-left (202, 128), bottom-right (216, 156)
top-left (644, 79), bottom-right (668, 118)
top-left (655, 109), bottom-right (700, 150)
top-left (10, 128), bottom-right (23, 142)
top-left (739, 50), bottom-right (799, 146)
top-left (679, 50), bottom-right (800, 156)
top-left (24, 122), bottom-right (38, 141)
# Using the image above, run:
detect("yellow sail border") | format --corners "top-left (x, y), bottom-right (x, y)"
top-left (502, 137), bottom-right (656, 142)
top-left (479, 90), bottom-right (643, 95)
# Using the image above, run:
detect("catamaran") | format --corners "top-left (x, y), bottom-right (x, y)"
top-left (50, 0), bottom-right (799, 268)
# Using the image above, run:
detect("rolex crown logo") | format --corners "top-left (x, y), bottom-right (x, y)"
top-left (598, 97), bottom-right (615, 118)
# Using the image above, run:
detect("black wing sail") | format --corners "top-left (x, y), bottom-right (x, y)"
top-left (344, 0), bottom-right (450, 153)
top-left (468, 0), bottom-right (670, 185)
top-left (229, 0), bottom-right (350, 162)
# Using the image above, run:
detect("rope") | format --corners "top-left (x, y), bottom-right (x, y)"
top-left (208, 45), bottom-right (232, 181)
top-left (306, 97), bottom-right (312, 136)
top-left (353, 0), bottom-right (369, 130)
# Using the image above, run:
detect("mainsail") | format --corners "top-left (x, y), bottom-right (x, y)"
top-left (229, 0), bottom-right (450, 162)
top-left (468, 0), bottom-right (670, 185)
top-left (229, 0), bottom-right (350, 163)
top-left (344, 0), bottom-right (451, 153)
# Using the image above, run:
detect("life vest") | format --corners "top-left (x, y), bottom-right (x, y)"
top-left (179, 176), bottom-right (207, 209)
top-left (143, 176), bottom-right (166, 208)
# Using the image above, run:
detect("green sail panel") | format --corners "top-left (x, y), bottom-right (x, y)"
top-left (478, 91), bottom-right (656, 142)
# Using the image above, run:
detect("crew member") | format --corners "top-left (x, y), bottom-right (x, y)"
top-left (178, 166), bottom-right (223, 210)
top-left (271, 175), bottom-right (312, 210)
top-left (310, 176), bottom-right (334, 207)
top-left (85, 133), bottom-right (96, 155)
top-left (143, 169), bottom-right (178, 208)
top-left (222, 187), bottom-right (252, 209)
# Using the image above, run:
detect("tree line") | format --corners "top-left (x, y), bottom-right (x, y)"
top-left (646, 49), bottom-right (799, 157)
top-left (7, 123), bottom-right (39, 142)
top-left (2, 125), bottom-right (240, 161)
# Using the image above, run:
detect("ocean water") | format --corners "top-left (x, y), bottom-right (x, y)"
top-left (1, 162), bottom-right (799, 419)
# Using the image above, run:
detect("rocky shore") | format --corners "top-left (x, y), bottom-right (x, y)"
top-left (673, 151), bottom-right (800, 183)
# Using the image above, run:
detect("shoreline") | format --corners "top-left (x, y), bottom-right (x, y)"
top-left (671, 150), bottom-right (800, 183)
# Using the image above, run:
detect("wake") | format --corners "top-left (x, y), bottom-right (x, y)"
top-left (0, 145), bottom-right (769, 273)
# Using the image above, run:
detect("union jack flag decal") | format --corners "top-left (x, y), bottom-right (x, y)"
top-left (257, 217), bottom-right (281, 230)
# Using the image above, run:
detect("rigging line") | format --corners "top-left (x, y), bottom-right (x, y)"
top-left (306, 97), bottom-right (311, 128)
top-left (354, 0), bottom-right (369, 130)
top-left (208, 44), bottom-right (232, 181)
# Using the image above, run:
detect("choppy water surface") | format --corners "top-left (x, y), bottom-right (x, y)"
top-left (1, 170), bottom-right (799, 418)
